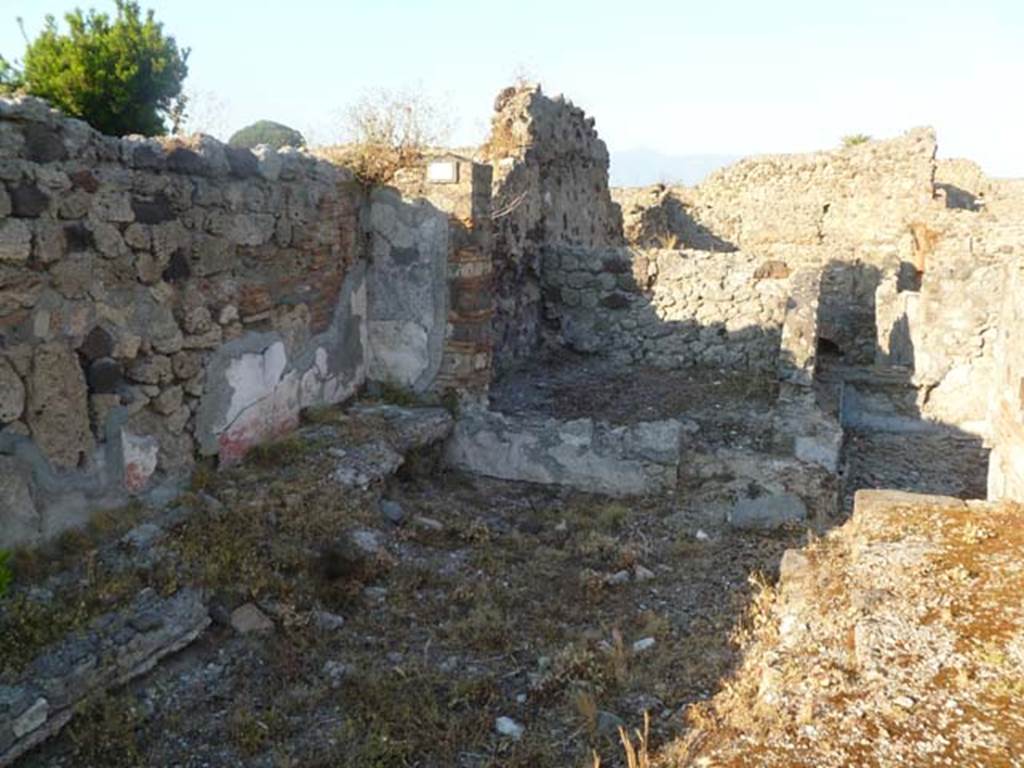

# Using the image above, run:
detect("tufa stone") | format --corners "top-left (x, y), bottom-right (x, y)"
top-left (87, 358), bottom-right (122, 395)
top-left (0, 356), bottom-right (26, 422)
top-left (79, 326), bottom-right (115, 361)
top-left (131, 193), bottom-right (175, 225)
top-left (25, 341), bottom-right (92, 470)
top-left (23, 123), bottom-right (67, 163)
top-left (8, 183), bottom-right (50, 217)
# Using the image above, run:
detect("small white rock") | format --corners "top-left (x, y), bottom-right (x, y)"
top-left (313, 610), bottom-right (345, 631)
top-left (632, 637), bottom-right (656, 654)
top-left (605, 570), bottom-right (631, 586)
top-left (350, 529), bottom-right (381, 554)
top-left (634, 564), bottom-right (655, 582)
top-left (322, 660), bottom-right (348, 688)
top-left (695, 529), bottom-right (710, 541)
top-left (893, 695), bottom-right (915, 710)
top-left (495, 716), bottom-right (524, 741)
top-left (413, 515), bottom-right (444, 531)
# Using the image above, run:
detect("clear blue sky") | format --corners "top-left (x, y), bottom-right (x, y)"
top-left (2, 0), bottom-right (1022, 180)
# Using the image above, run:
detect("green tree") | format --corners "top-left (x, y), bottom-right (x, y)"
top-left (0, 54), bottom-right (24, 94)
top-left (12, 1), bottom-right (188, 136)
top-left (228, 120), bottom-right (306, 150)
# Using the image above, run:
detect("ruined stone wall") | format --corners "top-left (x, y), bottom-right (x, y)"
top-left (875, 215), bottom-right (1007, 428)
top-left (391, 155), bottom-right (495, 398)
top-left (542, 246), bottom-right (791, 371)
top-left (484, 85), bottom-right (622, 372)
top-left (0, 96), bottom-right (372, 548)
top-left (616, 130), bottom-right (941, 363)
top-left (987, 251), bottom-right (1024, 501)
top-left (365, 188), bottom-right (449, 393)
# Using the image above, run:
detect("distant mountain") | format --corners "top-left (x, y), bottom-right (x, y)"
top-left (610, 149), bottom-right (742, 188)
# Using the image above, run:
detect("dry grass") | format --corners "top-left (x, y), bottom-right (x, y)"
top-left (323, 86), bottom-right (451, 185)
top-left (9, 415), bottom-right (805, 767)
top-left (619, 711), bottom-right (652, 768)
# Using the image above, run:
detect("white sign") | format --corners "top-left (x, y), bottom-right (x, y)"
top-left (427, 160), bottom-right (458, 184)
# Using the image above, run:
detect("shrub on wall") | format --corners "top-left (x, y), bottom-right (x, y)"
top-left (228, 120), bottom-right (306, 150)
top-left (329, 87), bottom-right (450, 185)
top-left (842, 133), bottom-right (872, 148)
top-left (7, 1), bottom-right (189, 136)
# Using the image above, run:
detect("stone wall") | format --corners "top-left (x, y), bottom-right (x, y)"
top-left (365, 187), bottom-right (449, 392)
top-left (616, 129), bottom-right (942, 363)
top-left (0, 96), bottom-right (464, 549)
top-left (391, 155), bottom-right (495, 397)
top-left (987, 252), bottom-right (1024, 501)
top-left (541, 246), bottom-right (792, 371)
top-left (874, 219), bottom-right (1005, 429)
top-left (483, 85), bottom-right (622, 372)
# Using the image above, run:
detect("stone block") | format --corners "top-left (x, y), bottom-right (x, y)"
top-left (0, 357), bottom-right (25, 423)
top-left (8, 183), bottom-right (50, 217)
top-left (0, 219), bottom-right (32, 263)
top-left (25, 342), bottom-right (92, 470)
top-left (0, 456), bottom-right (39, 549)
top-left (446, 409), bottom-right (682, 496)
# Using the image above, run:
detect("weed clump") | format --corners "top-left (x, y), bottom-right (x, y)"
top-left (66, 693), bottom-right (142, 767)
top-left (0, 550), bottom-right (11, 597)
top-left (246, 435), bottom-right (308, 468)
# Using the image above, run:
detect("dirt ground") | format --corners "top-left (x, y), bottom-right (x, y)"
top-left (2, 361), bottom-right (998, 767)
top-left (490, 353), bottom-right (777, 450)
top-left (6, 404), bottom-right (801, 768)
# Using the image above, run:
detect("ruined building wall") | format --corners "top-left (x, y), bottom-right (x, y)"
top-left (987, 252), bottom-right (1024, 501)
top-left (616, 130), bottom-right (941, 363)
top-left (484, 85), bottom-right (622, 372)
top-left (0, 97), bottom-right (471, 549)
top-left (875, 217), bottom-right (1007, 429)
top-left (389, 155), bottom-right (495, 397)
top-left (542, 246), bottom-right (792, 371)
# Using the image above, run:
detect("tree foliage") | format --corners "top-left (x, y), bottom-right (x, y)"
top-left (9, 1), bottom-right (188, 136)
top-left (228, 120), bottom-right (306, 150)
top-left (0, 55), bottom-right (24, 95)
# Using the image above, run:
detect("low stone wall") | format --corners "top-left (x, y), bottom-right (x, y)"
top-left (0, 588), bottom-right (208, 766)
top-left (541, 246), bottom-right (791, 371)
top-left (0, 96), bottom-right (373, 547)
top-left (446, 409), bottom-right (683, 496)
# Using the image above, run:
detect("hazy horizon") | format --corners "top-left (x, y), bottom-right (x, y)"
top-left (2, 0), bottom-right (1021, 183)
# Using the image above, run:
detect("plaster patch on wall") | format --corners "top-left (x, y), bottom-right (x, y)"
top-left (121, 431), bottom-right (159, 493)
